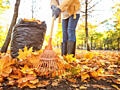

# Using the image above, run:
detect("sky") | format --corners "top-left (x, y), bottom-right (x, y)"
top-left (2, 0), bottom-right (116, 34)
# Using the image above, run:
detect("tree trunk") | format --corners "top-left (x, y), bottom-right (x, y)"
top-left (107, 40), bottom-right (109, 50)
top-left (1, 0), bottom-right (20, 53)
top-left (85, 0), bottom-right (90, 51)
top-left (82, 41), bottom-right (83, 49)
top-left (91, 37), bottom-right (93, 50)
top-left (118, 38), bottom-right (120, 51)
top-left (94, 42), bottom-right (96, 50)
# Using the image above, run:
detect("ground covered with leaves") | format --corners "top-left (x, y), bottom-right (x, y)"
top-left (0, 47), bottom-right (120, 90)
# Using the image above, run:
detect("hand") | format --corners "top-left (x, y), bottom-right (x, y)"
top-left (53, 7), bottom-right (61, 19)
top-left (51, 5), bottom-right (57, 17)
top-left (51, 5), bottom-right (57, 10)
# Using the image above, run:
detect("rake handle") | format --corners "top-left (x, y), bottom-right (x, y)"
top-left (48, 17), bottom-right (55, 49)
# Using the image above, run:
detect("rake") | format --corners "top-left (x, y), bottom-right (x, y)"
top-left (37, 17), bottom-right (64, 77)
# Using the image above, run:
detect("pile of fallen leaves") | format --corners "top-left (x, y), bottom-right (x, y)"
top-left (23, 18), bottom-right (42, 24)
top-left (0, 47), bottom-right (120, 89)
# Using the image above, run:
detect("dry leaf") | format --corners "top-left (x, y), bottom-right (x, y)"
top-left (52, 81), bottom-right (59, 86)
top-left (30, 79), bottom-right (39, 84)
top-left (18, 46), bottom-right (32, 60)
top-left (20, 65), bottom-right (34, 74)
top-left (23, 18), bottom-right (42, 24)
top-left (81, 73), bottom-right (90, 81)
top-left (17, 75), bottom-right (36, 84)
top-left (9, 75), bottom-right (20, 79)
top-left (7, 80), bottom-right (15, 86)
top-left (26, 83), bottom-right (36, 88)
top-left (37, 80), bottom-right (50, 87)
top-left (90, 71), bottom-right (98, 78)
top-left (79, 86), bottom-right (87, 89)
top-left (92, 84), bottom-right (111, 89)
top-left (70, 84), bottom-right (79, 88)
top-left (84, 52), bottom-right (94, 59)
top-left (0, 55), bottom-right (15, 77)
top-left (97, 68), bottom-right (104, 75)
top-left (18, 81), bottom-right (30, 88)
top-left (66, 78), bottom-right (77, 83)
top-left (113, 79), bottom-right (120, 84)
top-left (0, 77), bottom-right (3, 82)
top-left (112, 85), bottom-right (120, 90)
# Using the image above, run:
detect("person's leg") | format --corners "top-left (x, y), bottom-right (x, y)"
top-left (67, 14), bottom-right (80, 57)
top-left (61, 18), bottom-right (69, 56)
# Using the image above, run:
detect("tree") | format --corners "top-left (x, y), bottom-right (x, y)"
top-left (77, 21), bottom-right (98, 50)
top-left (85, 0), bottom-right (90, 51)
top-left (0, 0), bottom-right (10, 47)
top-left (0, 0), bottom-right (10, 13)
top-left (82, 0), bottom-right (102, 51)
top-left (113, 1), bottom-right (120, 51)
top-left (1, 0), bottom-right (21, 53)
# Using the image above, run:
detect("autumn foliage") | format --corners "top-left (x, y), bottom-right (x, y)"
top-left (0, 47), bottom-right (120, 89)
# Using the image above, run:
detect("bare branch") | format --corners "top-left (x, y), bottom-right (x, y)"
top-left (88, 9), bottom-right (95, 13)
top-left (88, 0), bottom-right (92, 4)
top-left (99, 18), bottom-right (113, 25)
top-left (88, 1), bottom-right (99, 10)
top-left (81, 11), bottom-right (85, 13)
top-left (88, 0), bottom-right (102, 10)
top-left (88, 9), bottom-right (106, 14)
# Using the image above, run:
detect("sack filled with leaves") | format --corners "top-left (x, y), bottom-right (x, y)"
top-left (10, 18), bottom-right (47, 58)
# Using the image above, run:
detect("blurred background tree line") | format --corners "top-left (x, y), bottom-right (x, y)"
top-left (53, 0), bottom-right (120, 51)
top-left (0, 0), bottom-right (10, 47)
top-left (0, 0), bottom-right (120, 51)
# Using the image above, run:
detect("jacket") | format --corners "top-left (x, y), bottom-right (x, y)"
top-left (50, 0), bottom-right (81, 19)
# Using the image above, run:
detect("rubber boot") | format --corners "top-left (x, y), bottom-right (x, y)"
top-left (61, 42), bottom-right (67, 56)
top-left (67, 41), bottom-right (76, 57)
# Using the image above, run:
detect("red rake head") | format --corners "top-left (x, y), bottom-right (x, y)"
top-left (36, 49), bottom-right (65, 77)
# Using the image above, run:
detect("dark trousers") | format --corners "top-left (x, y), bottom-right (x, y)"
top-left (62, 14), bottom-right (80, 42)
top-left (61, 14), bottom-right (80, 56)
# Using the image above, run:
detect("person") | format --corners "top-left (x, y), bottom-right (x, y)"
top-left (50, 0), bottom-right (81, 57)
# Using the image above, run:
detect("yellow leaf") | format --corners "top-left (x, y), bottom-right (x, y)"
top-left (0, 77), bottom-right (3, 82)
top-left (97, 68), bottom-right (104, 75)
top-left (18, 49), bottom-right (26, 60)
top-left (84, 52), bottom-right (94, 59)
top-left (7, 80), bottom-right (15, 86)
top-left (23, 18), bottom-right (42, 24)
top-left (113, 79), bottom-right (120, 84)
top-left (80, 86), bottom-right (87, 89)
top-left (118, 79), bottom-right (120, 82)
top-left (90, 71), bottom-right (98, 78)
top-left (20, 65), bottom-right (34, 74)
top-left (83, 65), bottom-right (89, 69)
top-left (112, 85), bottom-right (120, 90)
top-left (81, 73), bottom-right (90, 81)
top-left (17, 46), bottom-right (33, 60)
top-left (117, 71), bottom-right (120, 74)
top-left (30, 79), bottom-right (39, 84)
top-left (64, 54), bottom-right (76, 63)
top-left (9, 75), bottom-right (20, 79)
